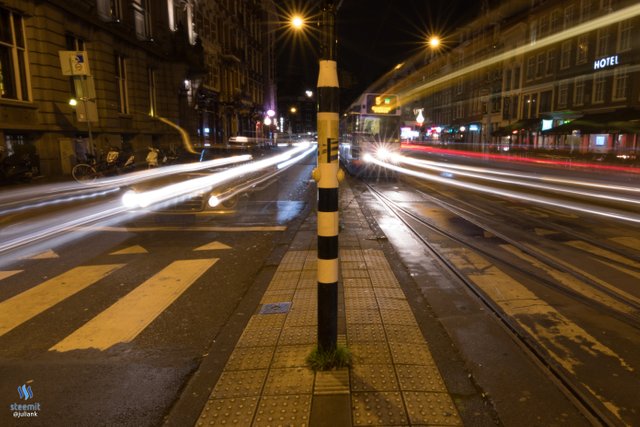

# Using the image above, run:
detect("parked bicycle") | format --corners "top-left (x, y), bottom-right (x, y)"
top-left (72, 147), bottom-right (135, 183)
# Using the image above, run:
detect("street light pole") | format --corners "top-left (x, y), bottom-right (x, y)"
top-left (313, 0), bottom-right (342, 353)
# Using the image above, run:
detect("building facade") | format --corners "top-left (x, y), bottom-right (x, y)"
top-left (0, 0), bottom-right (276, 177)
top-left (398, 0), bottom-right (640, 155)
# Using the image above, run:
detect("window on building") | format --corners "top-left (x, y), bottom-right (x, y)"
top-left (557, 82), bottom-right (568, 107)
top-left (0, 7), bottom-right (30, 101)
top-left (530, 20), bottom-right (537, 44)
top-left (456, 77), bottom-right (463, 94)
top-left (115, 54), bottom-right (129, 114)
top-left (133, 0), bottom-right (152, 41)
top-left (564, 5), bottom-right (575, 30)
top-left (546, 50), bottom-right (556, 75)
top-left (576, 35), bottom-right (588, 64)
top-left (560, 41), bottom-right (571, 69)
top-left (513, 66), bottom-right (521, 89)
top-left (97, 0), bottom-right (122, 22)
top-left (550, 9), bottom-right (562, 33)
top-left (148, 67), bottom-right (157, 116)
top-left (536, 53), bottom-right (545, 78)
top-left (574, 78), bottom-right (585, 105)
top-left (540, 90), bottom-right (552, 112)
top-left (592, 72), bottom-right (606, 103)
top-left (526, 57), bottom-right (535, 80)
top-left (538, 15), bottom-right (548, 38)
top-left (612, 67), bottom-right (628, 101)
top-left (600, 0), bottom-right (612, 12)
top-left (580, 0), bottom-right (592, 22)
top-left (618, 19), bottom-right (632, 52)
top-left (596, 29), bottom-right (609, 57)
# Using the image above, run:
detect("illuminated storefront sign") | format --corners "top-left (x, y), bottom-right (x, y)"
top-left (593, 55), bottom-right (619, 70)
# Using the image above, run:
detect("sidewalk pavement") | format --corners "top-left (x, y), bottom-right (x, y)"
top-left (194, 180), bottom-right (464, 426)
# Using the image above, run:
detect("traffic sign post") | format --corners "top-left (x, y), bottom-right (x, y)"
top-left (59, 51), bottom-right (97, 151)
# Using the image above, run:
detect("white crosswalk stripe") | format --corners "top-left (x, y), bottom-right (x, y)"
top-left (0, 264), bottom-right (124, 337)
top-left (50, 258), bottom-right (218, 352)
top-left (0, 270), bottom-right (22, 281)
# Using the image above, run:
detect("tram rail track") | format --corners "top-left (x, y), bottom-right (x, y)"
top-left (364, 180), bottom-right (635, 427)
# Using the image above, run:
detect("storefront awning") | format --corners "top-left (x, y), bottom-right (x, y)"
top-left (492, 118), bottom-right (541, 136)
top-left (542, 108), bottom-right (640, 135)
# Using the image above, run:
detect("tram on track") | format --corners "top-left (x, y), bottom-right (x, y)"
top-left (339, 93), bottom-right (402, 176)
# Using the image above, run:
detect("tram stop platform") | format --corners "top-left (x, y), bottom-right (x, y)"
top-left (189, 181), bottom-right (481, 426)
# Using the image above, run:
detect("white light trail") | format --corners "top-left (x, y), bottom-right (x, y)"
top-left (122, 144), bottom-right (311, 209)
top-left (366, 156), bottom-right (640, 224)
top-left (0, 155), bottom-right (252, 215)
top-left (395, 155), bottom-right (640, 206)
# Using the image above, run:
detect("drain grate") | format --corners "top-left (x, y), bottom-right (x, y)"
top-left (259, 302), bottom-right (292, 314)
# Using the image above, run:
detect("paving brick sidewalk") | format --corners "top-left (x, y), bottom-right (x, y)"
top-left (195, 182), bottom-right (463, 426)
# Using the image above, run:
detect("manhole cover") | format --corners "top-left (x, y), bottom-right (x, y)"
top-left (260, 302), bottom-right (292, 314)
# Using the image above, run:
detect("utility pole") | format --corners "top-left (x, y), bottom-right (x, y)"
top-left (313, 0), bottom-right (342, 352)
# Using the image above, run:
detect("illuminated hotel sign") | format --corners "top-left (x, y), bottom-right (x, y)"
top-left (593, 55), bottom-right (619, 70)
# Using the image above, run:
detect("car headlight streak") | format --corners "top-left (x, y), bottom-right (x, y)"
top-left (122, 144), bottom-right (311, 209)
top-left (366, 155), bottom-right (640, 224)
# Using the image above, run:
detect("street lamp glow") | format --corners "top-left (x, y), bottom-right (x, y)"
top-left (290, 106), bottom-right (297, 113)
top-left (429, 36), bottom-right (440, 48)
top-left (305, 90), bottom-right (313, 98)
top-left (69, 98), bottom-right (78, 106)
top-left (291, 15), bottom-right (304, 30)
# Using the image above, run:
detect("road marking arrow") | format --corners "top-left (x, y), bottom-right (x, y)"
top-left (194, 241), bottom-right (232, 251)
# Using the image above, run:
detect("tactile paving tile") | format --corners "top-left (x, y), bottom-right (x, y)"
top-left (197, 396), bottom-right (259, 426)
top-left (236, 326), bottom-right (281, 348)
top-left (225, 346), bottom-right (275, 371)
top-left (349, 343), bottom-right (393, 365)
top-left (341, 268), bottom-right (370, 279)
top-left (389, 342), bottom-right (436, 366)
top-left (379, 308), bottom-right (419, 326)
top-left (260, 290), bottom-right (295, 304)
top-left (293, 288), bottom-right (315, 301)
top-left (350, 364), bottom-right (399, 392)
top-left (384, 324), bottom-right (425, 344)
top-left (247, 313), bottom-right (286, 329)
top-left (254, 394), bottom-right (312, 427)
top-left (347, 323), bottom-right (387, 343)
top-left (303, 258), bottom-right (317, 271)
top-left (403, 391), bottom-right (462, 426)
top-left (263, 367), bottom-right (315, 395)
top-left (343, 277), bottom-right (373, 288)
top-left (269, 271), bottom-right (301, 286)
top-left (345, 308), bottom-right (382, 325)
top-left (368, 269), bottom-right (401, 288)
top-left (278, 251), bottom-right (308, 270)
top-left (271, 345), bottom-right (315, 368)
top-left (351, 391), bottom-right (408, 426)
top-left (210, 369), bottom-right (268, 399)
top-left (341, 260), bottom-right (369, 270)
top-left (278, 325), bottom-right (316, 346)
top-left (300, 270), bottom-right (316, 280)
top-left (341, 249), bottom-right (366, 262)
top-left (376, 297), bottom-right (411, 311)
top-left (373, 287), bottom-right (406, 299)
top-left (283, 310), bottom-right (316, 327)
top-left (396, 364), bottom-right (447, 392)
top-left (296, 278), bottom-right (317, 290)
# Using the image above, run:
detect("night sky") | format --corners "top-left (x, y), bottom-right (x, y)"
top-left (276, 0), bottom-right (485, 108)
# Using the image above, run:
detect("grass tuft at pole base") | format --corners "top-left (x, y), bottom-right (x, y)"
top-left (306, 345), bottom-right (352, 371)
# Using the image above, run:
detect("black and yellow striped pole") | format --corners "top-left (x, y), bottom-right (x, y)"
top-left (312, 0), bottom-right (343, 352)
